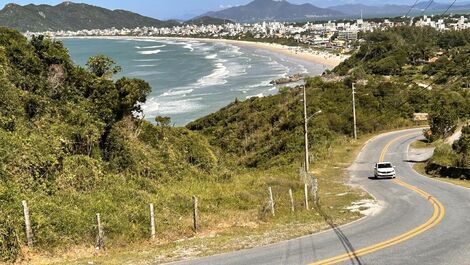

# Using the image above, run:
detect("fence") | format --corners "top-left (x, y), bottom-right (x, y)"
top-left (18, 183), bottom-right (321, 250)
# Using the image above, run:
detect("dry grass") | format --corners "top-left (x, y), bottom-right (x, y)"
top-left (413, 163), bottom-right (470, 189)
top-left (410, 139), bottom-right (434, 149)
top-left (24, 134), bottom-right (377, 265)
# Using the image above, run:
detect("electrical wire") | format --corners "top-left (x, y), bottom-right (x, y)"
top-left (405, 0), bottom-right (421, 17)
top-left (441, 0), bottom-right (458, 16)
top-left (420, 0), bottom-right (435, 17)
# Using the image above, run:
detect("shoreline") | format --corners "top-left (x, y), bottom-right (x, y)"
top-left (57, 36), bottom-right (348, 68)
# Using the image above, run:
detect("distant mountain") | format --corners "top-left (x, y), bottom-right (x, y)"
top-left (0, 1), bottom-right (179, 32)
top-left (328, 4), bottom-right (409, 17)
top-left (413, 1), bottom-right (450, 11)
top-left (185, 16), bottom-right (233, 26)
top-left (202, 0), bottom-right (343, 22)
top-left (329, 1), bottom-right (470, 17)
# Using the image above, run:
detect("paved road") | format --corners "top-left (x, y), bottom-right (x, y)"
top-left (170, 129), bottom-right (470, 265)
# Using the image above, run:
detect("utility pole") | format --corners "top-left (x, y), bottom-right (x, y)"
top-left (352, 83), bottom-right (357, 140)
top-left (303, 85), bottom-right (310, 173)
top-left (302, 85), bottom-right (322, 205)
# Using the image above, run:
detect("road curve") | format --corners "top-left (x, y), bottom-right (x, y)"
top-left (169, 129), bottom-right (470, 265)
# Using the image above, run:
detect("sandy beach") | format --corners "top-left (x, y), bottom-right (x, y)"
top-left (152, 37), bottom-right (348, 68)
top-left (58, 36), bottom-right (348, 68)
top-left (194, 38), bottom-right (348, 68)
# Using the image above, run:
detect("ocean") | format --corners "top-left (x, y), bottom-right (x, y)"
top-left (61, 38), bottom-right (326, 125)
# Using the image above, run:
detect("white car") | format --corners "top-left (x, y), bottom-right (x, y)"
top-left (374, 162), bottom-right (396, 179)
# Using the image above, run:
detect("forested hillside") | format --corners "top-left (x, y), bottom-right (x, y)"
top-left (335, 26), bottom-right (470, 169)
top-left (0, 2), bottom-right (178, 32)
top-left (189, 26), bottom-right (470, 173)
top-left (0, 27), bottom-right (220, 261)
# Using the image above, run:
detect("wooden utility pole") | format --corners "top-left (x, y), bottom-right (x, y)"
top-left (289, 189), bottom-right (295, 212)
top-left (22, 200), bottom-right (33, 248)
top-left (304, 183), bottom-right (309, 210)
top-left (149, 203), bottom-right (156, 240)
top-left (303, 85), bottom-right (310, 173)
top-left (352, 83), bottom-right (357, 140)
top-left (96, 213), bottom-right (105, 250)
top-left (268, 187), bottom-right (275, 216)
top-left (192, 196), bottom-right (198, 232)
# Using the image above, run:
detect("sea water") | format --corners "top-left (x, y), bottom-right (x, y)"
top-left (62, 38), bottom-right (326, 125)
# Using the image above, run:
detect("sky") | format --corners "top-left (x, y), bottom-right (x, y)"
top-left (0, 0), bottom-right (449, 20)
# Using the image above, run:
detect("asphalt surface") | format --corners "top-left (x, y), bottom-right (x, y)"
top-left (169, 129), bottom-right (470, 265)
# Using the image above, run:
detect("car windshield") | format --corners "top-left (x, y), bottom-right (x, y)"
top-left (377, 163), bottom-right (393, 169)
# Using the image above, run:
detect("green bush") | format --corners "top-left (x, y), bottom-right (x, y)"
top-left (0, 216), bottom-right (20, 263)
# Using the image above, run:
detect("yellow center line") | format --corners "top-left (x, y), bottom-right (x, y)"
top-left (310, 132), bottom-right (446, 265)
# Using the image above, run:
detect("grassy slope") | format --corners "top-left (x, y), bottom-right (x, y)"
top-left (412, 139), bottom-right (470, 188)
top-left (414, 162), bottom-right (470, 188)
top-left (38, 131), bottom-right (375, 265)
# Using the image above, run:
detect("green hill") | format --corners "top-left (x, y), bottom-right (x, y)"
top-left (0, 2), bottom-right (179, 32)
top-left (185, 16), bottom-right (233, 26)
top-left (0, 27), bottom-right (220, 261)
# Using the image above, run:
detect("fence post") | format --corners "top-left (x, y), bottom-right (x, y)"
top-left (96, 213), bottom-right (105, 250)
top-left (289, 189), bottom-right (295, 213)
top-left (22, 200), bottom-right (33, 248)
top-left (268, 187), bottom-right (275, 216)
top-left (149, 203), bottom-right (156, 240)
top-left (192, 196), bottom-right (198, 233)
top-left (304, 183), bottom-right (309, 210)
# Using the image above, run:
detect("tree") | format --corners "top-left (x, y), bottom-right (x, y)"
top-left (30, 35), bottom-right (71, 66)
top-left (453, 126), bottom-right (470, 167)
top-left (115, 77), bottom-right (151, 119)
top-left (429, 104), bottom-right (458, 140)
top-left (155, 116), bottom-right (171, 140)
top-left (86, 55), bottom-right (121, 78)
top-left (155, 116), bottom-right (171, 127)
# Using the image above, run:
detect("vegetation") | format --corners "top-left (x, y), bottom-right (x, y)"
top-left (333, 26), bottom-right (470, 170)
top-left (431, 126), bottom-right (470, 168)
top-left (187, 77), bottom-right (423, 168)
top-left (184, 16), bottom-right (233, 26)
top-left (0, 26), bottom-right (373, 264)
top-left (2, 24), bottom-right (470, 263)
top-left (0, 2), bottom-right (179, 32)
top-left (0, 27), bottom-right (222, 261)
top-left (335, 26), bottom-right (470, 79)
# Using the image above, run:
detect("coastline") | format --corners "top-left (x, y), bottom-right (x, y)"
top-left (192, 38), bottom-right (348, 68)
top-left (57, 36), bottom-right (348, 68)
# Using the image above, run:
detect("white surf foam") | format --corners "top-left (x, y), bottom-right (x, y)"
top-left (161, 89), bottom-right (194, 97)
top-left (246, 93), bottom-right (264, 99)
top-left (248, 80), bottom-right (273, 88)
top-left (135, 45), bottom-right (166, 49)
top-left (133, 59), bottom-right (160, 62)
top-left (136, 65), bottom-right (157, 67)
top-left (196, 60), bottom-right (229, 87)
top-left (205, 53), bottom-right (218, 59)
top-left (183, 43), bottom-right (194, 52)
top-left (128, 70), bottom-right (161, 76)
top-left (138, 49), bottom-right (161, 55)
top-left (142, 97), bottom-right (203, 115)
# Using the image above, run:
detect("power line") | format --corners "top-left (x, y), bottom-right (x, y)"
top-left (357, 74), bottom-right (464, 127)
top-left (404, 0), bottom-right (421, 18)
top-left (420, 0), bottom-right (435, 17)
top-left (441, 0), bottom-right (458, 16)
